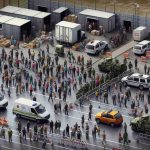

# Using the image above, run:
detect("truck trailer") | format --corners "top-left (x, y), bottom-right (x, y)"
top-left (133, 26), bottom-right (149, 41)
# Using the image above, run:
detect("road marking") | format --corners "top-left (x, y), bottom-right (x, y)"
top-left (0, 133), bottom-right (73, 150)
top-left (0, 146), bottom-right (16, 150)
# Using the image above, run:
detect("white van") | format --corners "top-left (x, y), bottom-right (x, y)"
top-left (133, 40), bottom-right (150, 55)
top-left (0, 93), bottom-right (8, 109)
top-left (13, 98), bottom-right (50, 122)
top-left (85, 40), bottom-right (108, 55)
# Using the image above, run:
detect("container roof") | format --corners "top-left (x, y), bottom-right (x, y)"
top-left (6, 17), bottom-right (30, 26)
top-left (134, 26), bottom-right (147, 31)
top-left (56, 21), bottom-right (81, 28)
top-left (0, 5), bottom-right (21, 13)
top-left (35, 12), bottom-right (50, 18)
top-left (79, 9), bottom-right (115, 19)
top-left (0, 6), bottom-right (51, 18)
top-left (0, 15), bottom-right (14, 23)
top-left (53, 7), bottom-right (68, 13)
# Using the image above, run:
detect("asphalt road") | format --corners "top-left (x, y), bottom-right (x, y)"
top-left (0, 41), bottom-right (149, 150)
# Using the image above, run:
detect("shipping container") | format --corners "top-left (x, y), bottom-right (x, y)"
top-left (55, 21), bottom-right (82, 44)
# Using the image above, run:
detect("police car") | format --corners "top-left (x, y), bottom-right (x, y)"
top-left (121, 73), bottom-right (150, 90)
top-left (85, 40), bottom-right (108, 55)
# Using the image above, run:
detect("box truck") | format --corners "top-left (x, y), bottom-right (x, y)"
top-left (133, 26), bottom-right (149, 41)
top-left (55, 21), bottom-right (85, 44)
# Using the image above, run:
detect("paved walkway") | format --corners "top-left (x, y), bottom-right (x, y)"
top-left (112, 40), bottom-right (135, 58)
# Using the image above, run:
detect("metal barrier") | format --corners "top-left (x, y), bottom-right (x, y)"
top-left (136, 133), bottom-right (150, 144)
top-left (76, 69), bottom-right (134, 102)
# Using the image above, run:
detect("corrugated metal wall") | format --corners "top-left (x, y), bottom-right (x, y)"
top-left (0, 0), bottom-right (28, 8)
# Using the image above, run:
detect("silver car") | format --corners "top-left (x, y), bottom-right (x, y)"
top-left (121, 73), bottom-right (150, 90)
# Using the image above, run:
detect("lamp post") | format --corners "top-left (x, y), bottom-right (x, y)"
top-left (145, 12), bottom-right (148, 27)
top-left (133, 3), bottom-right (140, 28)
top-left (73, 0), bottom-right (75, 14)
top-left (113, 2), bottom-right (116, 13)
top-left (94, 0), bottom-right (96, 10)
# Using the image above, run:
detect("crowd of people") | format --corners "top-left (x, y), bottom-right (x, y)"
top-left (0, 41), bottom-right (149, 149)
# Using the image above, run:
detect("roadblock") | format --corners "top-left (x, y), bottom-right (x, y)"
top-left (123, 52), bottom-right (129, 59)
top-left (105, 52), bottom-right (112, 58)
top-left (0, 118), bottom-right (8, 126)
top-left (146, 51), bottom-right (150, 58)
top-left (60, 137), bottom-right (87, 149)
top-left (141, 56), bottom-right (147, 63)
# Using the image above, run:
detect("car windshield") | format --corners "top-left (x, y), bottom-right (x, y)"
top-left (114, 112), bottom-right (122, 119)
top-left (35, 104), bottom-right (46, 114)
top-left (0, 93), bottom-right (4, 101)
top-left (86, 45), bottom-right (94, 50)
top-left (134, 46), bottom-right (141, 50)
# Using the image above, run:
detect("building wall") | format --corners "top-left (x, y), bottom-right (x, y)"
top-left (28, 0), bottom-right (51, 12)
top-left (3, 24), bottom-right (21, 40)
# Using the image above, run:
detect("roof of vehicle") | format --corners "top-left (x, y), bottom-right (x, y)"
top-left (131, 73), bottom-right (150, 78)
top-left (86, 40), bottom-right (101, 46)
top-left (15, 98), bottom-right (40, 107)
top-left (107, 110), bottom-right (119, 116)
top-left (138, 40), bottom-right (150, 45)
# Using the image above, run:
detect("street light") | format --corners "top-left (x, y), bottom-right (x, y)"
top-left (145, 12), bottom-right (148, 26)
top-left (94, 0), bottom-right (96, 10)
top-left (113, 1), bottom-right (116, 13)
top-left (133, 3), bottom-right (140, 28)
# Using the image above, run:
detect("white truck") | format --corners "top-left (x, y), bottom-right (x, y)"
top-left (13, 98), bottom-right (50, 122)
top-left (133, 26), bottom-right (149, 41)
top-left (55, 21), bottom-right (85, 44)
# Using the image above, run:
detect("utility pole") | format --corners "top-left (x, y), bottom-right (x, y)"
top-left (145, 12), bottom-right (148, 27)
top-left (113, 2), bottom-right (116, 13)
top-left (94, 0), bottom-right (96, 10)
top-left (18, 0), bottom-right (19, 7)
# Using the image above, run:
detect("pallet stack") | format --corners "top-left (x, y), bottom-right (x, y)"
top-left (0, 38), bottom-right (10, 47)
top-left (64, 14), bottom-right (78, 23)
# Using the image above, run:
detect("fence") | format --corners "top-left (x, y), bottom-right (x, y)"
top-left (76, 69), bottom-right (134, 102)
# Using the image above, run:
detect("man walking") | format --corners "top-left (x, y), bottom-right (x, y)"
top-left (8, 128), bottom-right (13, 143)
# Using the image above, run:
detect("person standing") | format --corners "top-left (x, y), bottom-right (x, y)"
top-left (22, 127), bottom-right (26, 141)
top-left (50, 120), bottom-right (54, 134)
top-left (64, 103), bottom-right (68, 115)
top-left (8, 128), bottom-right (13, 143)
top-left (29, 129), bottom-right (32, 142)
top-left (66, 124), bottom-right (70, 137)
top-left (1, 126), bottom-right (5, 138)
top-left (144, 64), bottom-right (147, 74)
top-left (134, 58), bottom-right (138, 69)
top-left (123, 131), bottom-right (128, 145)
top-left (17, 121), bottom-right (22, 133)
top-left (27, 121), bottom-right (30, 133)
top-left (81, 115), bottom-right (85, 128)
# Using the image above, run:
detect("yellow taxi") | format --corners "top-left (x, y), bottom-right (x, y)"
top-left (95, 109), bottom-right (123, 127)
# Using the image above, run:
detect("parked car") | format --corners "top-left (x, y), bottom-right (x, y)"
top-left (130, 115), bottom-right (150, 134)
top-left (133, 40), bottom-right (150, 55)
top-left (121, 73), bottom-right (150, 90)
top-left (95, 109), bottom-right (123, 127)
top-left (0, 93), bottom-right (8, 109)
top-left (85, 40), bottom-right (108, 55)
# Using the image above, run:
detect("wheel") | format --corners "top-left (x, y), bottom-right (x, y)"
top-left (123, 81), bottom-right (127, 87)
top-left (96, 50), bottom-right (99, 55)
top-left (104, 44), bottom-right (108, 50)
top-left (110, 123), bottom-right (115, 127)
top-left (139, 85), bottom-right (144, 90)
top-left (131, 124), bottom-right (138, 131)
top-left (16, 114), bottom-right (21, 118)
top-left (95, 118), bottom-right (101, 124)
top-left (36, 119), bottom-right (40, 124)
